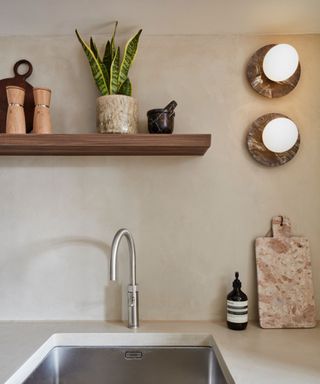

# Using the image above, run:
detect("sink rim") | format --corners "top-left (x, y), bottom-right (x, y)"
top-left (5, 332), bottom-right (235, 384)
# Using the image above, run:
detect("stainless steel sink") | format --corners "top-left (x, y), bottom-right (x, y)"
top-left (22, 346), bottom-right (228, 384)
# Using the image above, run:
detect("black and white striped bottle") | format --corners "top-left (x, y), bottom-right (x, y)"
top-left (227, 272), bottom-right (248, 330)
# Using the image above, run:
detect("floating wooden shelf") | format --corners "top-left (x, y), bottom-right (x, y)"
top-left (0, 134), bottom-right (211, 156)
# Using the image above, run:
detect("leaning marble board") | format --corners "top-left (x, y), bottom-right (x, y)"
top-left (255, 216), bottom-right (316, 328)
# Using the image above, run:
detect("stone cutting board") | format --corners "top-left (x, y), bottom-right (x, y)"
top-left (255, 216), bottom-right (317, 328)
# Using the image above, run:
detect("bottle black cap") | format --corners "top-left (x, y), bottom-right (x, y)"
top-left (232, 272), bottom-right (242, 289)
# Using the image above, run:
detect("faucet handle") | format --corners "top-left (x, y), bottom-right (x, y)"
top-left (127, 284), bottom-right (139, 328)
top-left (128, 284), bottom-right (139, 306)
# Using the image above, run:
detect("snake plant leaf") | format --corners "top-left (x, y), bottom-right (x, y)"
top-left (90, 38), bottom-right (110, 90)
top-left (91, 39), bottom-right (110, 93)
top-left (110, 21), bottom-right (118, 58)
top-left (103, 22), bottom-right (118, 73)
top-left (90, 37), bottom-right (100, 60)
top-left (99, 61), bottom-right (110, 94)
top-left (110, 47), bottom-right (120, 94)
top-left (75, 29), bottom-right (108, 95)
top-left (118, 29), bottom-right (142, 88)
top-left (118, 77), bottom-right (132, 96)
top-left (103, 40), bottom-right (112, 73)
top-left (90, 36), bottom-right (109, 86)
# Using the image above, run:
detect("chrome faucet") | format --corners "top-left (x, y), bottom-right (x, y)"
top-left (110, 228), bottom-right (139, 328)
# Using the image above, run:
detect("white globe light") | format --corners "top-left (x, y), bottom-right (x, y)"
top-left (262, 118), bottom-right (299, 153)
top-left (262, 44), bottom-right (299, 82)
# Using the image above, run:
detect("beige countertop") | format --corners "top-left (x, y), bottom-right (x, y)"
top-left (0, 321), bottom-right (319, 384)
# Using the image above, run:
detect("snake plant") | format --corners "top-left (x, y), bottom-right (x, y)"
top-left (75, 22), bottom-right (142, 96)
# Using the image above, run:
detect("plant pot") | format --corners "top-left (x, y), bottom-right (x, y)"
top-left (97, 95), bottom-right (138, 134)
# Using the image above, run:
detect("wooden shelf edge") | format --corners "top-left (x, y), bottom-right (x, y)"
top-left (0, 133), bottom-right (211, 156)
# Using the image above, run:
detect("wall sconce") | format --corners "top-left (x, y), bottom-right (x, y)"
top-left (247, 113), bottom-right (300, 167)
top-left (247, 44), bottom-right (301, 98)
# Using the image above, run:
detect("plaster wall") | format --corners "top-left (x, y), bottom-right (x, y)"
top-left (0, 33), bottom-right (319, 320)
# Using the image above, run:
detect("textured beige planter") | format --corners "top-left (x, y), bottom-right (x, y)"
top-left (97, 95), bottom-right (138, 134)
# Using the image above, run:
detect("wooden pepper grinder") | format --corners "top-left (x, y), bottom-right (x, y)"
top-left (33, 87), bottom-right (52, 134)
top-left (6, 86), bottom-right (26, 134)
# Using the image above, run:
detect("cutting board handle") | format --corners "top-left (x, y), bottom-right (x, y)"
top-left (13, 60), bottom-right (33, 80)
top-left (272, 215), bottom-right (291, 238)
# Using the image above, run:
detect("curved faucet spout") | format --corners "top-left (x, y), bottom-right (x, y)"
top-left (109, 228), bottom-right (139, 328)
top-left (110, 228), bottom-right (137, 286)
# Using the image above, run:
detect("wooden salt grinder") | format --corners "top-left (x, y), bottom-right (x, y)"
top-left (33, 88), bottom-right (52, 134)
top-left (6, 86), bottom-right (26, 134)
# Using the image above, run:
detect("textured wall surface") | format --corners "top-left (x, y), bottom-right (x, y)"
top-left (1, 0), bottom-right (320, 35)
top-left (0, 34), bottom-right (319, 321)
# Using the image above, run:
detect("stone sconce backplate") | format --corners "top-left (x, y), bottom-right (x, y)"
top-left (247, 113), bottom-right (300, 167)
top-left (247, 45), bottom-right (301, 98)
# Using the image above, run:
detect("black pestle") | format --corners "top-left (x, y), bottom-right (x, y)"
top-left (163, 100), bottom-right (177, 115)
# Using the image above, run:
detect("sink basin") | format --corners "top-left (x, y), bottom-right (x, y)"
top-left (22, 346), bottom-right (227, 384)
top-left (6, 333), bottom-right (233, 384)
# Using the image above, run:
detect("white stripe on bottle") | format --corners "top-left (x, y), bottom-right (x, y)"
top-left (227, 314), bottom-right (248, 323)
top-left (227, 300), bottom-right (248, 323)
top-left (227, 300), bottom-right (248, 308)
